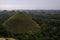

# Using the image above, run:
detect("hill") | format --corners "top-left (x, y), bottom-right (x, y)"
top-left (3, 12), bottom-right (40, 34)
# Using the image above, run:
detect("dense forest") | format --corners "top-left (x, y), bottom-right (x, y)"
top-left (0, 10), bottom-right (60, 40)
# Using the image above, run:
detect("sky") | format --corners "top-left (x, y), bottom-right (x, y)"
top-left (0, 0), bottom-right (60, 10)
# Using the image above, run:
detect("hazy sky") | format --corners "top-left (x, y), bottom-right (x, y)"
top-left (0, 0), bottom-right (60, 10)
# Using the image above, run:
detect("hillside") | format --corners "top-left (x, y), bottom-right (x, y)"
top-left (3, 12), bottom-right (40, 34)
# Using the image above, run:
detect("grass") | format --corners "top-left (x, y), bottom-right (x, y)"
top-left (3, 12), bottom-right (40, 34)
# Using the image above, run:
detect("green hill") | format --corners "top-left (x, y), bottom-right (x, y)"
top-left (3, 12), bottom-right (40, 34)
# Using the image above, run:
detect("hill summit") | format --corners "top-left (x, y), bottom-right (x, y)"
top-left (3, 12), bottom-right (40, 33)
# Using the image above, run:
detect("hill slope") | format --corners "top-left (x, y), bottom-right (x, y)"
top-left (3, 12), bottom-right (40, 33)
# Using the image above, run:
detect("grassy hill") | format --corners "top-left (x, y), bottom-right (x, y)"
top-left (3, 12), bottom-right (40, 34)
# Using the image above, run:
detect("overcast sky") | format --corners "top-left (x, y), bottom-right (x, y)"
top-left (0, 0), bottom-right (60, 10)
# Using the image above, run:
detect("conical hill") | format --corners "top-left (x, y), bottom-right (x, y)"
top-left (3, 12), bottom-right (40, 33)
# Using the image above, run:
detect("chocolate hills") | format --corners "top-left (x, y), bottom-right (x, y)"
top-left (3, 12), bottom-right (40, 34)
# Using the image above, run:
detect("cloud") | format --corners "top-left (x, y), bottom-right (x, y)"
top-left (0, 0), bottom-right (60, 10)
top-left (0, 4), bottom-right (41, 10)
top-left (0, 5), bottom-right (14, 10)
top-left (0, 4), bottom-right (60, 10)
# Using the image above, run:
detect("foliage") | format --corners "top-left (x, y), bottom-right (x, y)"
top-left (0, 10), bottom-right (60, 40)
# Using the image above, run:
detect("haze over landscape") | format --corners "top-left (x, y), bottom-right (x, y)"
top-left (0, 0), bottom-right (60, 10)
top-left (0, 0), bottom-right (60, 40)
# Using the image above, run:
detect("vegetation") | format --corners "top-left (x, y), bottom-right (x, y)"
top-left (3, 12), bottom-right (40, 34)
top-left (0, 10), bottom-right (60, 40)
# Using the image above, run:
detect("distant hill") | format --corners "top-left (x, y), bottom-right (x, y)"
top-left (3, 12), bottom-right (40, 34)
